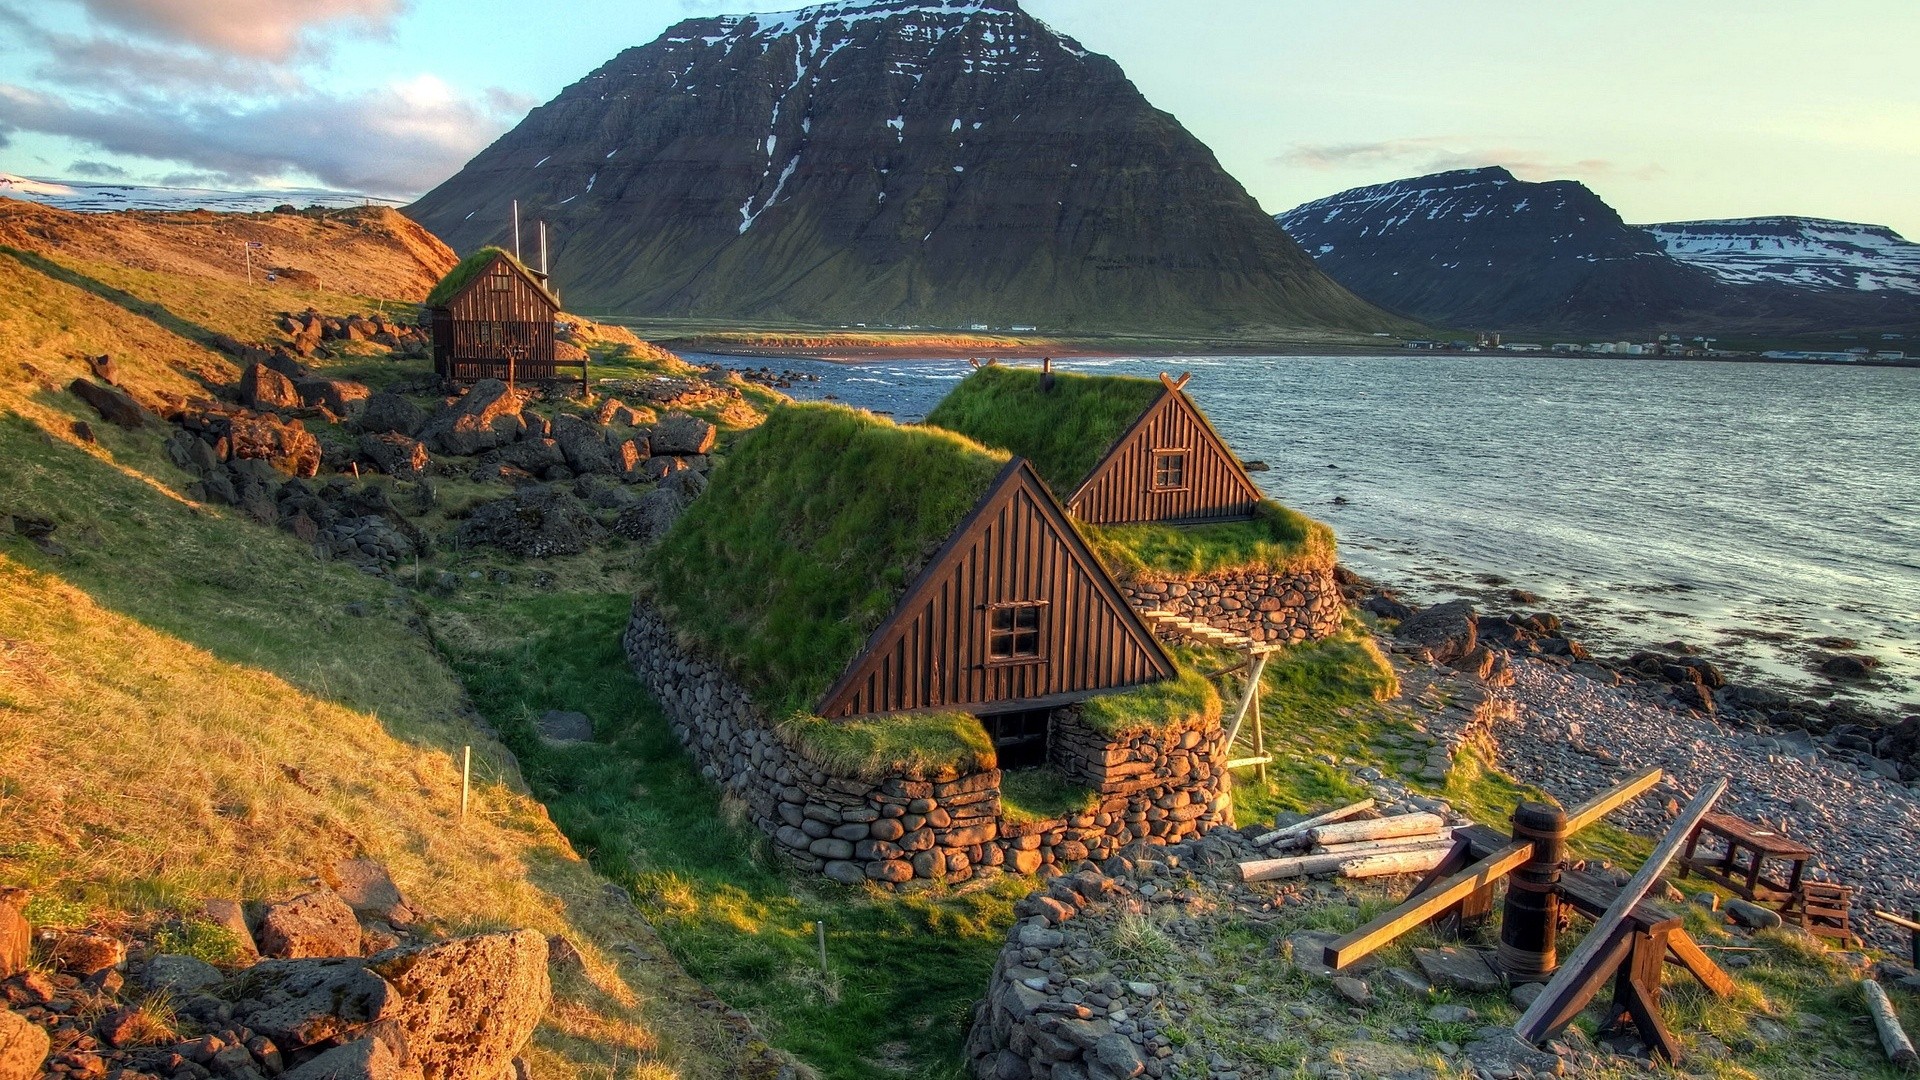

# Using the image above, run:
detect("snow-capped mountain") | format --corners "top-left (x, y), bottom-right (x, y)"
top-left (0, 172), bottom-right (398, 214)
top-left (1277, 167), bottom-right (1920, 334)
top-left (406, 0), bottom-right (1392, 332)
top-left (1643, 217), bottom-right (1920, 295)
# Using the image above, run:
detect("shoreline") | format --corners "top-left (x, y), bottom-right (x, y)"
top-left (685, 341), bottom-right (1920, 368)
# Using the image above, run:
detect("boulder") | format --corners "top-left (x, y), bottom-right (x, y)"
top-left (487, 437), bottom-right (565, 474)
top-left (1819, 653), bottom-right (1881, 680)
top-left (552, 414), bottom-right (616, 475)
top-left (364, 930), bottom-right (549, 1080)
top-left (0, 1008), bottom-right (49, 1080)
top-left (1725, 898), bottom-right (1782, 930)
top-left (256, 890), bottom-right (362, 959)
top-left (536, 710), bottom-right (593, 746)
top-left (144, 954), bottom-right (224, 995)
top-left (281, 1034), bottom-right (422, 1080)
top-left (610, 487), bottom-right (686, 544)
top-left (230, 957), bottom-right (394, 1047)
top-left (67, 379), bottom-right (147, 429)
top-left (1396, 600), bottom-right (1478, 665)
top-left (0, 888), bottom-right (26, 979)
top-left (353, 393), bottom-right (428, 437)
top-left (420, 380), bottom-right (527, 456)
top-left (48, 930), bottom-right (125, 976)
top-left (229, 414), bottom-right (322, 478)
top-left (331, 860), bottom-right (414, 927)
top-left (295, 377), bottom-right (372, 418)
top-left (648, 412), bottom-right (715, 455)
top-left (455, 486), bottom-right (605, 558)
top-left (1411, 946), bottom-right (1502, 993)
top-left (594, 398), bottom-right (654, 427)
top-left (358, 433), bottom-right (431, 480)
top-left (241, 362), bottom-right (303, 411)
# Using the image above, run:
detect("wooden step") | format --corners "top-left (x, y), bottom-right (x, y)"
top-left (1139, 608), bottom-right (1256, 652)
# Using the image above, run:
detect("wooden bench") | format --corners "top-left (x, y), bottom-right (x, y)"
top-left (1678, 812), bottom-right (1813, 903)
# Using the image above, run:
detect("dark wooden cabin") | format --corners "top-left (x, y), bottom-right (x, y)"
top-left (645, 404), bottom-right (1176, 762)
top-left (924, 365), bottom-right (1264, 526)
top-left (426, 247), bottom-right (581, 387)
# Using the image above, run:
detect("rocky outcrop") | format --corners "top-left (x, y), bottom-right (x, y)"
top-left (647, 412), bottom-right (716, 456)
top-left (67, 378), bottom-right (148, 429)
top-left (420, 380), bottom-right (527, 456)
top-left (240, 361), bottom-right (302, 411)
top-left (363, 930), bottom-right (548, 1080)
top-left (1395, 599), bottom-right (1478, 665)
top-left (354, 392), bottom-right (428, 437)
top-left (225, 414), bottom-right (323, 478)
top-left (0, 1008), bottom-right (48, 1080)
top-left (295, 376), bottom-right (373, 418)
top-left (456, 485), bottom-right (606, 557)
top-left (256, 889), bottom-right (363, 960)
top-left (358, 433), bottom-right (431, 480)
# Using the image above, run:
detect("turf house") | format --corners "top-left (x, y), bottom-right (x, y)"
top-left (425, 247), bottom-right (579, 387)
top-left (623, 403), bottom-right (1235, 885)
top-left (925, 365), bottom-right (1346, 646)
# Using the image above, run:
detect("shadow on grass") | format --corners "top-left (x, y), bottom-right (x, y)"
top-left (433, 591), bottom-right (1023, 1080)
top-left (0, 246), bottom-right (223, 348)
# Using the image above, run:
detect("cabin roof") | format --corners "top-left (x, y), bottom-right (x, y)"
top-left (647, 402), bottom-right (1011, 718)
top-left (922, 365), bottom-right (1166, 494)
top-left (425, 246), bottom-right (559, 309)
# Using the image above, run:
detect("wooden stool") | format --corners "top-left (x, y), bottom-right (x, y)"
top-left (1778, 882), bottom-right (1860, 946)
top-left (1678, 813), bottom-right (1813, 902)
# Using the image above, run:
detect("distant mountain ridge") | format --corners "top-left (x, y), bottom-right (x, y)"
top-left (406, 0), bottom-right (1398, 334)
top-left (1276, 166), bottom-right (1920, 334)
top-left (0, 172), bottom-right (398, 214)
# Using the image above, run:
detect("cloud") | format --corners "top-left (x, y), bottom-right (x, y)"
top-left (58, 0), bottom-right (405, 61)
top-left (0, 76), bottom-right (530, 195)
top-left (1274, 137), bottom-right (1663, 184)
top-left (67, 159), bottom-right (131, 178)
top-left (0, 9), bottom-right (301, 94)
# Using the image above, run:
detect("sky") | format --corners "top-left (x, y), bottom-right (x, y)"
top-left (0, 0), bottom-right (1915, 235)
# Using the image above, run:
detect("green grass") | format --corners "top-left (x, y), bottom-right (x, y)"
top-left (433, 591), bottom-right (1030, 1080)
top-left (998, 769), bottom-right (1099, 825)
top-left (1083, 499), bottom-right (1337, 578)
top-left (1077, 660), bottom-right (1222, 738)
top-left (922, 365), bottom-right (1164, 494)
top-left (778, 710), bottom-right (995, 782)
top-left (648, 403), bottom-right (1008, 720)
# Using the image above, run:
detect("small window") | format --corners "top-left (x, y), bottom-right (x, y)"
top-left (987, 602), bottom-right (1045, 662)
top-left (1152, 450), bottom-right (1187, 491)
top-left (486, 271), bottom-right (512, 292)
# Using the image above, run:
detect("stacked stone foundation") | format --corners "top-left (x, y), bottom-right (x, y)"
top-left (1119, 563), bottom-right (1343, 644)
top-left (623, 598), bottom-right (1232, 887)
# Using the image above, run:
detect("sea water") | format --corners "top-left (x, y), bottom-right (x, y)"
top-left (685, 351), bottom-right (1920, 711)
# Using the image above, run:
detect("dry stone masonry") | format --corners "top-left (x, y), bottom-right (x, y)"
top-left (623, 600), bottom-right (1234, 887)
top-left (1118, 565), bottom-right (1343, 646)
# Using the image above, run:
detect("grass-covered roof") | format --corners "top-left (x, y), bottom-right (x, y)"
top-left (923, 365), bottom-right (1165, 494)
top-left (1084, 499), bottom-right (1338, 578)
top-left (647, 402), bottom-right (1010, 720)
top-left (425, 246), bottom-right (556, 308)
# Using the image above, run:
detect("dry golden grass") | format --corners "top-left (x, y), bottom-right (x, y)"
top-left (0, 556), bottom-right (779, 1079)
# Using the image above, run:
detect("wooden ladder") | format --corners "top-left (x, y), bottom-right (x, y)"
top-left (1139, 609), bottom-right (1274, 775)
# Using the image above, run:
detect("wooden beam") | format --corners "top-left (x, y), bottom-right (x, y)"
top-left (1863, 979), bottom-right (1918, 1071)
top-left (1310, 812), bottom-right (1444, 847)
top-left (1323, 840), bottom-right (1534, 970)
top-left (1664, 931), bottom-right (1734, 999)
top-left (1340, 847), bottom-right (1452, 880)
top-left (1311, 829), bottom-right (1461, 859)
top-left (1251, 798), bottom-right (1374, 848)
top-left (1874, 911), bottom-right (1920, 933)
top-left (1564, 766), bottom-right (1664, 834)
top-left (1226, 756), bottom-right (1272, 770)
top-left (1514, 777), bottom-right (1728, 1045)
top-left (1221, 653), bottom-right (1268, 750)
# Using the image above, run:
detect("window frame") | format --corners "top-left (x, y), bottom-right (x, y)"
top-left (1150, 447), bottom-right (1190, 492)
top-left (983, 599), bottom-right (1049, 666)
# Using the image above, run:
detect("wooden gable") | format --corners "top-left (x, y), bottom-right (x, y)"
top-left (817, 458), bottom-right (1176, 719)
top-left (441, 252), bottom-right (558, 320)
top-left (1066, 375), bottom-right (1263, 525)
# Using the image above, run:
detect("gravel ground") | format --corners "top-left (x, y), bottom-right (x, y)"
top-left (1492, 658), bottom-right (1920, 952)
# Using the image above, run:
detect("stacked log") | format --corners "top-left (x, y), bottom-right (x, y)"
top-left (1237, 809), bottom-right (1457, 883)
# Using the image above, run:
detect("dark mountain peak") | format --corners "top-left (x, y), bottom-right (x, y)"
top-left (406, 0), bottom-right (1392, 332)
top-left (1641, 216), bottom-right (1920, 296)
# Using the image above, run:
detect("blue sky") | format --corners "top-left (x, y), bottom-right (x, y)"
top-left (1, 0), bottom-right (1915, 234)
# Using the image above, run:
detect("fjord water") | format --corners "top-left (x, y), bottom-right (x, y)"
top-left (692, 352), bottom-right (1920, 709)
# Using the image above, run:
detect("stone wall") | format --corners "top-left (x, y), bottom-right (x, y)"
top-left (623, 598), bottom-right (1232, 887)
top-left (1118, 563), bottom-right (1343, 645)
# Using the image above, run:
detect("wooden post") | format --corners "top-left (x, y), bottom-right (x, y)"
top-left (1322, 840), bottom-right (1534, 969)
top-left (460, 745), bottom-right (471, 820)
top-left (1251, 671), bottom-right (1266, 784)
top-left (1515, 777), bottom-right (1728, 1046)
top-left (816, 920), bottom-right (830, 980)
top-left (1862, 979), bottom-right (1918, 1071)
top-left (1222, 653), bottom-right (1268, 750)
top-left (1498, 800), bottom-right (1569, 981)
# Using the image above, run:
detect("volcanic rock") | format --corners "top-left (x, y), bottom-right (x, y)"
top-left (241, 362), bottom-right (302, 411)
top-left (420, 380), bottom-right (526, 456)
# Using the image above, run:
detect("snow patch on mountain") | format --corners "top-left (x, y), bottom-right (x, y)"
top-left (1641, 217), bottom-right (1920, 295)
top-left (0, 173), bottom-right (397, 214)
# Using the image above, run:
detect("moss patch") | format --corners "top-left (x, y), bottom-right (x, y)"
top-left (922, 365), bottom-right (1164, 494)
top-left (1084, 499), bottom-right (1336, 578)
top-left (647, 402), bottom-right (1008, 718)
top-left (999, 769), bottom-right (1099, 825)
top-left (1077, 661), bottom-right (1222, 739)
top-left (777, 710), bottom-right (995, 782)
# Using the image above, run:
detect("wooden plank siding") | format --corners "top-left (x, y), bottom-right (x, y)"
top-left (430, 254), bottom-right (561, 381)
top-left (818, 459), bottom-right (1176, 719)
top-left (1067, 388), bottom-right (1263, 525)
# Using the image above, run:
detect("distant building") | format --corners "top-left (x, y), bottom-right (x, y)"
top-left (426, 247), bottom-right (579, 388)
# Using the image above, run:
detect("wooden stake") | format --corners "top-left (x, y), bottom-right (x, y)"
top-left (1252, 799), bottom-right (1375, 848)
top-left (1564, 766), bottom-right (1664, 834)
top-left (1309, 812), bottom-right (1445, 847)
top-left (1863, 979), bottom-right (1918, 1071)
top-left (1222, 653), bottom-right (1269, 750)
top-left (1514, 776), bottom-right (1728, 1045)
top-left (816, 920), bottom-right (830, 979)
top-left (460, 745), bottom-right (471, 820)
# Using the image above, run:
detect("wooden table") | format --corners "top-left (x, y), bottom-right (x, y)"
top-left (1678, 813), bottom-right (1814, 902)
